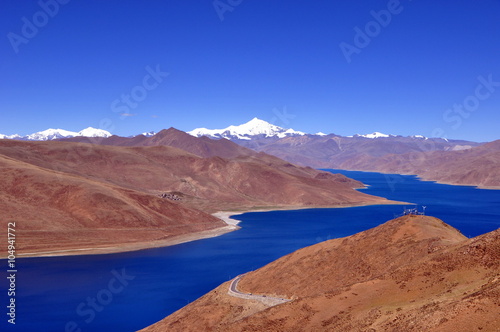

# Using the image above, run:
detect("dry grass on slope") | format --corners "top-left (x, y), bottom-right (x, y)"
top-left (141, 215), bottom-right (499, 332)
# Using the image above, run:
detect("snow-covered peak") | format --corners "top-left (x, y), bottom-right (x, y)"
top-left (188, 117), bottom-right (305, 140)
top-left (0, 133), bottom-right (22, 140)
top-left (315, 132), bottom-right (327, 136)
top-left (0, 127), bottom-right (112, 141)
top-left (78, 127), bottom-right (112, 138)
top-left (139, 131), bottom-right (157, 137)
top-left (25, 128), bottom-right (79, 141)
top-left (188, 127), bottom-right (215, 137)
top-left (355, 132), bottom-right (391, 139)
top-left (276, 128), bottom-right (305, 138)
top-left (411, 134), bottom-right (428, 140)
top-left (364, 132), bottom-right (390, 138)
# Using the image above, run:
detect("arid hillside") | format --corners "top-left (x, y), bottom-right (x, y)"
top-left (66, 129), bottom-right (499, 188)
top-left (233, 134), bottom-right (500, 188)
top-left (237, 134), bottom-right (479, 169)
top-left (338, 139), bottom-right (500, 188)
top-left (0, 134), bottom-right (391, 257)
top-left (142, 215), bottom-right (499, 332)
top-left (0, 152), bottom-right (225, 256)
top-left (64, 127), bottom-right (256, 159)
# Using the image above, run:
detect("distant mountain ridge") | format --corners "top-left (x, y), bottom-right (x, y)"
top-left (339, 139), bottom-right (500, 188)
top-left (0, 127), bottom-right (111, 141)
top-left (62, 124), bottom-right (497, 188)
top-left (0, 129), bottom-right (391, 257)
top-left (4, 119), bottom-right (493, 188)
top-left (186, 119), bottom-right (498, 188)
top-left (352, 132), bottom-right (394, 139)
top-left (188, 117), bottom-right (306, 140)
top-left (188, 118), bottom-right (435, 141)
top-left (0, 118), bottom-right (469, 142)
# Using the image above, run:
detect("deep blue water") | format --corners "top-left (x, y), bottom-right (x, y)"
top-left (1, 170), bottom-right (499, 331)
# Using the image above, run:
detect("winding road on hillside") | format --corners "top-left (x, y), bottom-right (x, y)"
top-left (228, 273), bottom-right (291, 307)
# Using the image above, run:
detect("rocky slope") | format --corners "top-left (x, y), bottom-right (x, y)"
top-left (66, 127), bottom-right (256, 159)
top-left (64, 123), bottom-right (498, 188)
top-left (0, 151), bottom-right (224, 256)
top-left (241, 134), bottom-right (479, 167)
top-left (338, 140), bottom-right (500, 188)
top-left (141, 215), bottom-right (499, 331)
top-left (235, 134), bottom-right (498, 188)
top-left (0, 134), bottom-right (390, 257)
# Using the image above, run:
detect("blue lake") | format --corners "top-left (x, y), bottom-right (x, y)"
top-left (1, 170), bottom-right (499, 331)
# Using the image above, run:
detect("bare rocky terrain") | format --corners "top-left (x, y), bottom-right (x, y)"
top-left (233, 134), bottom-right (499, 188)
top-left (142, 215), bottom-right (499, 332)
top-left (338, 140), bottom-right (500, 188)
top-left (0, 130), bottom-right (391, 257)
top-left (67, 129), bottom-right (500, 188)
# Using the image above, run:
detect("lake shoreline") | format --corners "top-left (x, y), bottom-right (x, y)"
top-left (13, 170), bottom-right (500, 332)
top-left (12, 200), bottom-right (404, 259)
top-left (328, 168), bottom-right (500, 190)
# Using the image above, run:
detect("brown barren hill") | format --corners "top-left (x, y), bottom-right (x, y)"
top-left (0, 153), bottom-right (226, 257)
top-left (0, 134), bottom-right (392, 257)
top-left (338, 139), bottom-right (500, 188)
top-left (64, 127), bottom-right (258, 159)
top-left (235, 133), bottom-right (497, 188)
top-left (141, 215), bottom-right (499, 332)
top-left (238, 134), bottom-right (480, 169)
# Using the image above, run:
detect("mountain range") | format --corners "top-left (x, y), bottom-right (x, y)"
top-left (0, 127), bottom-right (112, 140)
top-left (188, 117), bottom-right (439, 141)
top-left (2, 118), bottom-right (497, 188)
top-left (0, 128), bottom-right (391, 257)
top-left (188, 117), bottom-right (307, 140)
top-left (0, 118), bottom-right (441, 142)
top-left (188, 119), bottom-right (499, 188)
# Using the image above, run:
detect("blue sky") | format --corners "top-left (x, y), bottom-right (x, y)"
top-left (1, 0), bottom-right (499, 141)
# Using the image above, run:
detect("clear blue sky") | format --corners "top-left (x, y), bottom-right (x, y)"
top-left (1, 0), bottom-right (499, 141)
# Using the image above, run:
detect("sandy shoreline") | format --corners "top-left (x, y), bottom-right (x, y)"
top-left (13, 200), bottom-right (406, 259)
top-left (16, 224), bottom-right (240, 258)
top-left (335, 168), bottom-right (500, 190)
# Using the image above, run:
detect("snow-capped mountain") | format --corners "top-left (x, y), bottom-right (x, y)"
top-left (410, 134), bottom-right (428, 140)
top-left (188, 117), bottom-right (305, 140)
top-left (354, 132), bottom-right (394, 139)
top-left (139, 131), bottom-right (157, 137)
top-left (77, 127), bottom-right (112, 138)
top-left (0, 127), bottom-right (112, 141)
top-left (0, 134), bottom-right (22, 140)
top-left (188, 118), bottom-right (434, 142)
top-left (349, 132), bottom-right (434, 140)
top-left (0, 120), bottom-right (433, 143)
top-left (24, 129), bottom-right (80, 141)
